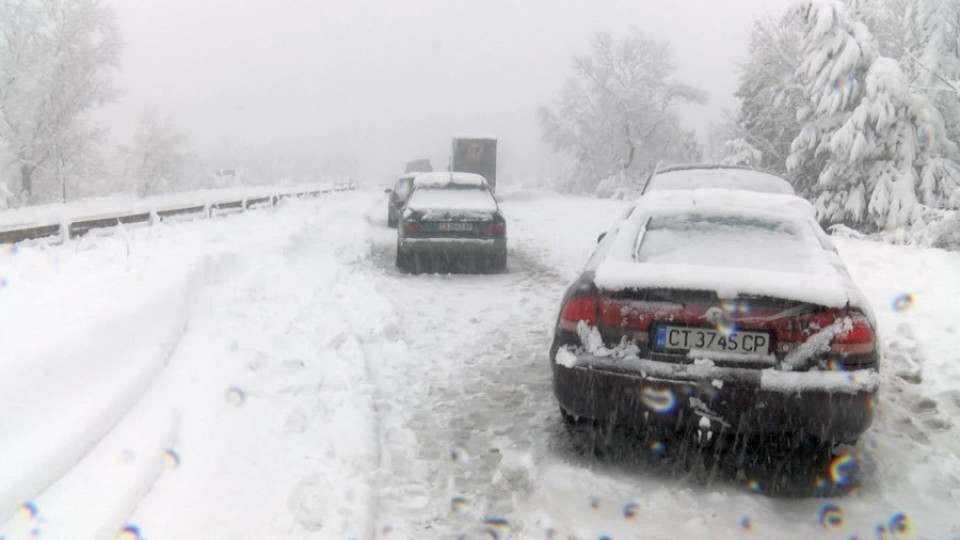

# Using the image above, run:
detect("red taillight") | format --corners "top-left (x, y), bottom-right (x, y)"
top-left (403, 222), bottom-right (423, 234)
top-left (559, 295), bottom-right (597, 332)
top-left (829, 312), bottom-right (875, 355)
top-left (598, 298), bottom-right (671, 331)
top-left (770, 309), bottom-right (875, 357)
top-left (485, 222), bottom-right (506, 236)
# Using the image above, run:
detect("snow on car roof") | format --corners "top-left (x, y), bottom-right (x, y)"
top-left (412, 172), bottom-right (488, 188)
top-left (594, 190), bottom-right (864, 308)
top-left (634, 188), bottom-right (816, 218)
top-left (646, 168), bottom-right (795, 195)
top-left (453, 133), bottom-right (498, 140)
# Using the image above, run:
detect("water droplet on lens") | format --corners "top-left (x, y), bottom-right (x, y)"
top-left (746, 479), bottom-right (762, 493)
top-left (622, 501), bottom-right (639, 519)
top-left (891, 293), bottom-right (915, 312)
top-left (449, 443), bottom-right (470, 466)
top-left (20, 501), bottom-right (38, 520)
top-left (450, 495), bottom-right (468, 515)
top-left (163, 448), bottom-right (181, 468)
top-left (740, 516), bottom-right (752, 530)
top-left (829, 453), bottom-right (858, 486)
top-left (482, 516), bottom-right (510, 538)
top-left (649, 440), bottom-right (665, 454)
top-left (640, 385), bottom-right (677, 413)
top-left (888, 512), bottom-right (911, 536)
top-left (818, 503), bottom-right (844, 529)
top-left (117, 524), bottom-right (142, 539)
top-left (225, 386), bottom-right (246, 406)
top-left (589, 496), bottom-right (600, 509)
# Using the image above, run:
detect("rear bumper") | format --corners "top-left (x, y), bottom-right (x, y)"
top-left (551, 344), bottom-right (878, 443)
top-left (400, 237), bottom-right (506, 256)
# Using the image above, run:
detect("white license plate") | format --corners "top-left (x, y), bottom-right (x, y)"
top-left (437, 222), bottom-right (473, 232)
top-left (655, 326), bottom-right (770, 354)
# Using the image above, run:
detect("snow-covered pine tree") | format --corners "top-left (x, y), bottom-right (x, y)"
top-left (734, 14), bottom-right (808, 187)
top-left (719, 138), bottom-right (762, 167)
top-left (787, 0), bottom-right (959, 230)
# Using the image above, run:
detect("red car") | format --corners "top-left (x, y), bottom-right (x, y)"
top-left (551, 171), bottom-right (879, 448)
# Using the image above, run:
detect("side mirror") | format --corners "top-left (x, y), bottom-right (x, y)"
top-left (597, 231), bottom-right (607, 243)
top-left (384, 188), bottom-right (393, 194)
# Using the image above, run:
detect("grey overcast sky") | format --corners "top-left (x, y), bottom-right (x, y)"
top-left (99, 0), bottom-right (796, 182)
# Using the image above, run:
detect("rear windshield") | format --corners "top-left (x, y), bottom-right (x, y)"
top-left (646, 170), bottom-right (795, 195)
top-left (636, 213), bottom-right (824, 274)
top-left (406, 185), bottom-right (498, 212)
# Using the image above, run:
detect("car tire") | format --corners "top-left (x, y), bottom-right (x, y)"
top-left (560, 407), bottom-right (610, 457)
top-left (395, 239), bottom-right (406, 270)
top-left (492, 248), bottom-right (507, 272)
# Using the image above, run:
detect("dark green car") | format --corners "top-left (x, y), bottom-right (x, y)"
top-left (396, 172), bottom-right (507, 273)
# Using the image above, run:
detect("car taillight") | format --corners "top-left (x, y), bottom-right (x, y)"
top-left (485, 222), bottom-right (506, 236)
top-left (559, 294), bottom-right (597, 332)
top-left (403, 222), bottom-right (423, 234)
top-left (829, 312), bottom-right (875, 356)
top-left (597, 298), bottom-right (675, 331)
top-left (770, 309), bottom-right (876, 363)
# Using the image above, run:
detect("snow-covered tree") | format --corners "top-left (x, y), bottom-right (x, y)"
top-left (539, 31), bottom-right (705, 194)
top-left (719, 138), bottom-right (763, 167)
top-left (787, 0), bottom-right (959, 229)
top-left (123, 109), bottom-right (202, 196)
top-left (0, 0), bottom-right (120, 204)
top-left (733, 14), bottom-right (811, 190)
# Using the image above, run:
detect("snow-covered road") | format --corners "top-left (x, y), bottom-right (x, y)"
top-left (1, 188), bottom-right (958, 539)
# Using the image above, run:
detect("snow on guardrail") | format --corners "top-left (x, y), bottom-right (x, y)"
top-left (0, 180), bottom-right (356, 245)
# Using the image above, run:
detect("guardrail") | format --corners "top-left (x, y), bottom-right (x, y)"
top-left (0, 181), bottom-right (356, 245)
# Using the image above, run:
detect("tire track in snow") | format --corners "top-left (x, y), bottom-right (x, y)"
top-left (359, 199), bottom-right (575, 537)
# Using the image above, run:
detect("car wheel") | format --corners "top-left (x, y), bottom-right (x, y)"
top-left (493, 248), bottom-right (507, 272)
top-left (560, 408), bottom-right (610, 457)
top-left (411, 253), bottom-right (423, 275)
top-left (395, 239), bottom-right (406, 270)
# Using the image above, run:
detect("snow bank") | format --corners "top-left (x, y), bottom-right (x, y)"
top-left (0, 193), bottom-right (382, 538)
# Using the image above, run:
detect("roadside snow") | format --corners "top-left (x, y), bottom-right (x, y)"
top-left (0, 193), bottom-right (382, 538)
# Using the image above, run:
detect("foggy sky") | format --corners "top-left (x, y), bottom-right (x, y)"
top-left (99, 0), bottom-right (795, 183)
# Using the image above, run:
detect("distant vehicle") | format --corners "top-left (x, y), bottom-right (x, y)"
top-left (451, 136), bottom-right (497, 192)
top-left (385, 173), bottom-right (418, 228)
top-left (550, 174), bottom-right (878, 450)
top-left (404, 158), bottom-right (433, 174)
top-left (396, 172), bottom-right (507, 273)
top-left (641, 164), bottom-right (796, 195)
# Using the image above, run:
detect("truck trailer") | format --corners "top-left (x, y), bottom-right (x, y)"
top-left (451, 136), bottom-right (497, 191)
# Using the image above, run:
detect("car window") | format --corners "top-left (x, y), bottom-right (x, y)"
top-left (405, 185), bottom-right (498, 211)
top-left (636, 213), bottom-right (825, 273)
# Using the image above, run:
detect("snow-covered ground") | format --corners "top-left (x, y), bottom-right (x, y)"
top-left (1, 188), bottom-right (958, 539)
